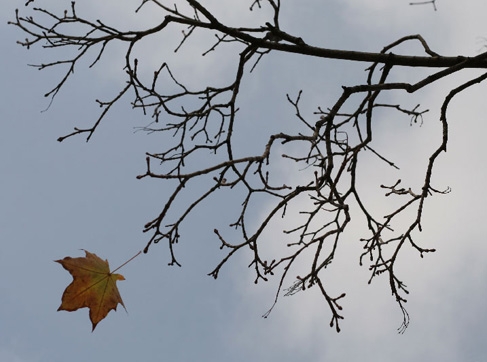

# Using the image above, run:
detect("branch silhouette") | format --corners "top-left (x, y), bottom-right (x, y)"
top-left (10, 0), bottom-right (487, 333)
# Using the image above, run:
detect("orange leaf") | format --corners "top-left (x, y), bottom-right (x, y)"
top-left (56, 250), bottom-right (126, 331)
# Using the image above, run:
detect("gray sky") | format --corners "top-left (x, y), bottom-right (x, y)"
top-left (2, 1), bottom-right (487, 361)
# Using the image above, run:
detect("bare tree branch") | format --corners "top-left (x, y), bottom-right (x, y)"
top-left (9, 0), bottom-right (487, 333)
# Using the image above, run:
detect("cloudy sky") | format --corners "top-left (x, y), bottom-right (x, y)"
top-left (2, 0), bottom-right (487, 361)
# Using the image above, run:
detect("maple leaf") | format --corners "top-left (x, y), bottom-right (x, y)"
top-left (56, 250), bottom-right (126, 331)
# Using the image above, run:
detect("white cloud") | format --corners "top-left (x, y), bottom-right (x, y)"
top-left (224, 2), bottom-right (487, 359)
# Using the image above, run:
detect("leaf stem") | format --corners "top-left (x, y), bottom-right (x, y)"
top-left (112, 250), bottom-right (142, 274)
